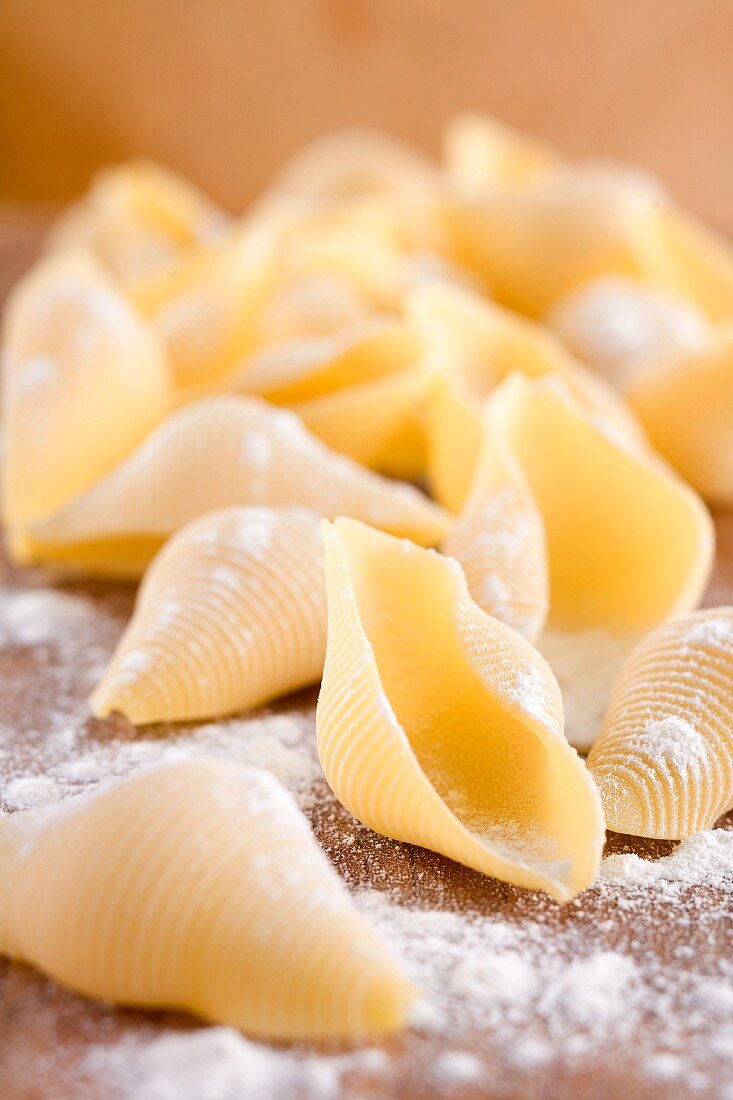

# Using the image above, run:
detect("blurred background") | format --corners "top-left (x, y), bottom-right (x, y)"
top-left (1, 0), bottom-right (732, 234)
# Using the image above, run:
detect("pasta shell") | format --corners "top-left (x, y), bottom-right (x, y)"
top-left (627, 326), bottom-right (733, 506)
top-left (258, 269), bottom-right (372, 342)
top-left (547, 275), bottom-right (711, 390)
top-left (294, 369), bottom-right (432, 469)
top-left (452, 374), bottom-right (712, 635)
top-left (0, 759), bottom-right (415, 1036)
top-left (91, 507), bottom-right (326, 723)
top-left (408, 282), bottom-right (643, 511)
top-left (1, 250), bottom-right (171, 527)
top-left (444, 113), bottom-right (560, 196)
top-left (231, 318), bottom-right (421, 405)
top-left (25, 396), bottom-right (448, 577)
top-left (316, 517), bottom-right (604, 901)
top-left (46, 161), bottom-right (229, 284)
top-left (130, 229), bottom-right (277, 396)
top-left (587, 608), bottom-right (733, 838)
top-left (444, 161), bottom-right (665, 317)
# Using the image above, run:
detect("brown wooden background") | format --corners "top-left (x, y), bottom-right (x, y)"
top-left (2, 0), bottom-right (733, 232)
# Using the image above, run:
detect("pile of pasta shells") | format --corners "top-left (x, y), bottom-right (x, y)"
top-left (1, 115), bottom-right (732, 1040)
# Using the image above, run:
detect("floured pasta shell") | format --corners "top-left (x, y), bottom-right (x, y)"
top-left (444, 113), bottom-right (560, 196)
top-left (547, 275), bottom-right (711, 389)
top-left (295, 369), bottom-right (432, 469)
top-left (627, 326), bottom-right (733, 505)
top-left (408, 282), bottom-right (643, 511)
top-left (46, 161), bottom-right (229, 284)
top-left (445, 375), bottom-right (714, 750)
top-left (588, 608), bottom-right (733, 838)
top-left (316, 518), bottom-right (604, 901)
top-left (24, 396), bottom-right (448, 577)
top-left (91, 507), bottom-right (326, 723)
top-left (444, 161), bottom-right (666, 317)
top-left (231, 318), bottom-right (421, 405)
top-left (1, 250), bottom-right (171, 527)
top-left (130, 229), bottom-right (276, 396)
top-left (0, 759), bottom-right (415, 1036)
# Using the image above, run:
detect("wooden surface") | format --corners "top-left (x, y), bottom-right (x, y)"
top-left (0, 220), bottom-right (732, 1100)
top-left (3, 2), bottom-right (733, 234)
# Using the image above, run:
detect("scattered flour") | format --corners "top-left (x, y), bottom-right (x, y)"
top-left (635, 715), bottom-right (707, 773)
top-left (0, 589), bottom-right (96, 647)
top-left (601, 828), bottom-right (733, 891)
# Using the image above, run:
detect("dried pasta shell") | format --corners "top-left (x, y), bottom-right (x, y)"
top-left (409, 282), bottom-right (643, 511)
top-left (258, 269), bottom-right (372, 342)
top-left (587, 608), bottom-right (733, 838)
top-left (1, 251), bottom-right (171, 527)
top-left (444, 113), bottom-right (560, 196)
top-left (547, 275), bottom-right (711, 390)
top-left (0, 759), bottom-right (415, 1036)
top-left (316, 517), bottom-right (604, 901)
top-left (91, 507), bottom-right (326, 723)
top-left (26, 396), bottom-right (448, 577)
top-left (294, 369), bottom-right (431, 469)
top-left (130, 230), bottom-right (277, 396)
top-left (627, 326), bottom-right (733, 506)
top-left (444, 162), bottom-right (666, 317)
top-left (46, 161), bottom-right (229, 284)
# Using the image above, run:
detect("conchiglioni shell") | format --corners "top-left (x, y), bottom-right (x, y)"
top-left (258, 269), bottom-right (372, 342)
top-left (445, 374), bottom-right (714, 751)
top-left (46, 161), bottom-right (229, 284)
top-left (294, 369), bottom-right (432, 469)
top-left (587, 608), bottom-right (733, 838)
top-left (1, 251), bottom-right (171, 527)
top-left (627, 326), bottom-right (733, 505)
top-left (25, 396), bottom-right (448, 577)
top-left (130, 230), bottom-right (277, 396)
top-left (547, 275), bottom-right (711, 390)
top-left (231, 318), bottom-right (421, 405)
top-left (91, 507), bottom-right (326, 723)
top-left (444, 113), bottom-right (560, 196)
top-left (443, 162), bottom-right (666, 318)
top-left (316, 518), bottom-right (604, 901)
top-left (0, 759), bottom-right (415, 1036)
top-left (408, 282), bottom-right (643, 511)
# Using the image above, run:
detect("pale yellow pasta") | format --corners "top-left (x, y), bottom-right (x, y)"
top-left (0, 759), bottom-right (415, 1036)
top-left (407, 281), bottom-right (643, 511)
top-left (1, 250), bottom-right (171, 527)
top-left (22, 396), bottom-right (448, 577)
top-left (627, 325), bottom-right (733, 506)
top-left (258, 269), bottom-right (372, 342)
top-left (444, 113), bottom-right (560, 196)
top-left (316, 518), bottom-right (604, 902)
top-left (129, 228), bottom-right (277, 397)
top-left (46, 160), bottom-right (229, 284)
top-left (547, 275), bottom-right (711, 389)
top-left (588, 608), bottom-right (733, 838)
top-left (91, 507), bottom-right (326, 723)
top-left (294, 369), bottom-right (432, 469)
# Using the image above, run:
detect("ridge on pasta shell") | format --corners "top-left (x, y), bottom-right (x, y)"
top-left (0, 759), bottom-right (415, 1037)
top-left (316, 517), bottom-right (604, 902)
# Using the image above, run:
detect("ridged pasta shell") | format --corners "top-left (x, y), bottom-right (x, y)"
top-left (451, 374), bottom-right (713, 635)
top-left (91, 507), bottom-right (326, 723)
top-left (129, 229), bottom-right (277, 396)
top-left (547, 275), bottom-right (711, 390)
top-left (46, 161), bottom-right (229, 284)
top-left (25, 396), bottom-right (448, 577)
top-left (444, 162), bottom-right (666, 317)
top-left (1, 250), bottom-right (171, 527)
top-left (294, 369), bottom-right (432, 469)
top-left (587, 608), bottom-right (733, 838)
top-left (627, 326), bottom-right (733, 506)
top-left (258, 269), bottom-right (372, 342)
top-left (0, 759), bottom-right (415, 1036)
top-left (408, 282), bottom-right (644, 511)
top-left (316, 518), bottom-right (604, 901)
top-left (444, 113), bottom-right (560, 196)
top-left (444, 374), bottom-right (714, 751)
